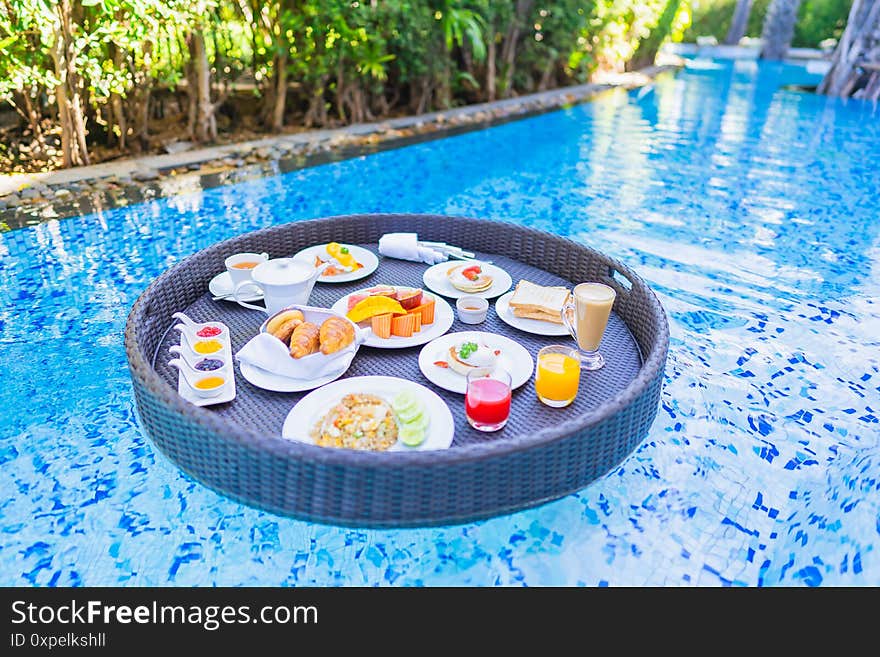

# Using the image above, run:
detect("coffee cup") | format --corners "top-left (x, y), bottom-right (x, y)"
top-left (225, 252), bottom-right (269, 287)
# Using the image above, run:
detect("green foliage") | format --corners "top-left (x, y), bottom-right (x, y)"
top-left (1, 0), bottom-right (708, 166)
top-left (794, 0), bottom-right (852, 48)
top-left (684, 0), bottom-right (850, 48)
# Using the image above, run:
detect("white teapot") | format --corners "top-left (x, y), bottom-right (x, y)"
top-left (233, 257), bottom-right (330, 315)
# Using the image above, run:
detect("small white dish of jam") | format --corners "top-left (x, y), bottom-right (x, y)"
top-left (169, 313), bottom-right (236, 407)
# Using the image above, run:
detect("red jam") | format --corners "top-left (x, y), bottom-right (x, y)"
top-left (196, 325), bottom-right (222, 338)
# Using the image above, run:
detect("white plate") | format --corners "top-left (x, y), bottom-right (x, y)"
top-left (209, 271), bottom-right (263, 303)
top-left (494, 290), bottom-right (570, 336)
top-left (281, 376), bottom-right (454, 451)
top-left (422, 261), bottom-right (513, 299)
top-left (292, 244), bottom-right (379, 284)
top-left (238, 361), bottom-right (345, 393)
top-left (238, 305), bottom-right (361, 392)
top-left (418, 331), bottom-right (534, 394)
top-left (330, 289), bottom-right (454, 349)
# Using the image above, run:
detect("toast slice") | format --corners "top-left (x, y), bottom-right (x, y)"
top-left (508, 279), bottom-right (570, 324)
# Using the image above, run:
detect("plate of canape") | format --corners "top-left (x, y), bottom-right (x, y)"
top-left (417, 331), bottom-right (534, 394)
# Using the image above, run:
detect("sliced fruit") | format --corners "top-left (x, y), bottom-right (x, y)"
top-left (395, 288), bottom-right (423, 310)
top-left (410, 310), bottom-right (422, 333)
top-left (326, 242), bottom-right (358, 268)
top-left (390, 313), bottom-right (416, 337)
top-left (371, 312), bottom-right (393, 339)
top-left (347, 295), bottom-right (406, 323)
top-left (460, 265), bottom-right (482, 281)
top-left (412, 297), bottom-right (435, 325)
top-left (346, 285), bottom-right (398, 311)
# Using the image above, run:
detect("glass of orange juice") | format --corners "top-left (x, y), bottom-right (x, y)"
top-left (535, 345), bottom-right (581, 408)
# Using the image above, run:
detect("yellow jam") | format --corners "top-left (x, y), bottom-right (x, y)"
top-left (193, 339), bottom-right (223, 354)
top-left (194, 376), bottom-right (225, 390)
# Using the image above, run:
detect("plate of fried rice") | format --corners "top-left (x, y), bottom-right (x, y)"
top-left (281, 376), bottom-right (454, 452)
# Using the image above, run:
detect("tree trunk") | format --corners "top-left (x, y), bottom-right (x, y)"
top-left (52, 0), bottom-right (90, 167)
top-left (724, 0), bottom-right (754, 45)
top-left (110, 42), bottom-right (127, 150)
top-left (499, 0), bottom-right (534, 98)
top-left (438, 41), bottom-right (452, 108)
top-left (486, 24), bottom-right (497, 101)
top-left (818, 0), bottom-right (880, 101)
top-left (270, 49), bottom-right (288, 132)
top-left (18, 90), bottom-right (43, 141)
top-left (628, 0), bottom-right (684, 71)
top-left (537, 57), bottom-right (555, 91)
top-left (129, 40), bottom-right (153, 152)
top-left (760, 0), bottom-right (803, 60)
top-left (187, 29), bottom-right (217, 142)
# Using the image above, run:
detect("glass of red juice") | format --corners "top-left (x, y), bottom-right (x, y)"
top-left (465, 368), bottom-right (512, 432)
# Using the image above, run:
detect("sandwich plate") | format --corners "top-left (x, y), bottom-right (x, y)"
top-left (494, 290), bottom-right (570, 336)
top-left (422, 261), bottom-right (512, 299)
top-left (418, 331), bottom-right (534, 394)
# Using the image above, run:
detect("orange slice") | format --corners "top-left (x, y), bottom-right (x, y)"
top-left (346, 295), bottom-right (406, 323)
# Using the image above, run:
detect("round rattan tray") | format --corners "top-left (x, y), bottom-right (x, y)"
top-left (125, 214), bottom-right (669, 527)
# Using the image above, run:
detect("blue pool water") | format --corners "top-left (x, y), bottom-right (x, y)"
top-left (2, 59), bottom-right (878, 587)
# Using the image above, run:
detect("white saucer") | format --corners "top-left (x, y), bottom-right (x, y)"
top-left (209, 271), bottom-right (263, 303)
top-left (238, 361), bottom-right (345, 393)
top-left (418, 331), bottom-right (534, 394)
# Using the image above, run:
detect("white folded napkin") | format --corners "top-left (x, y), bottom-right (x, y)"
top-left (378, 232), bottom-right (448, 265)
top-left (235, 330), bottom-right (361, 381)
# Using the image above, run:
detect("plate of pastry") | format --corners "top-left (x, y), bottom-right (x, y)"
top-left (281, 376), bottom-right (454, 451)
top-left (292, 242), bottom-right (379, 283)
top-left (330, 284), bottom-right (454, 349)
top-left (235, 306), bottom-right (363, 392)
top-left (418, 331), bottom-right (534, 394)
top-left (422, 261), bottom-right (513, 299)
top-left (494, 279), bottom-right (571, 336)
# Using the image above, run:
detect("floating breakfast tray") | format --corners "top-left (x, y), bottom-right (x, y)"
top-left (125, 214), bottom-right (669, 527)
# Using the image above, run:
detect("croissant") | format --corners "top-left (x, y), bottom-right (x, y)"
top-left (267, 309), bottom-right (304, 344)
top-left (319, 316), bottom-right (356, 355)
top-left (273, 318), bottom-right (304, 344)
top-left (289, 321), bottom-right (320, 359)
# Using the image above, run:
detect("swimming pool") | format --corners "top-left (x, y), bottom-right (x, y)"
top-left (1, 59), bottom-right (878, 587)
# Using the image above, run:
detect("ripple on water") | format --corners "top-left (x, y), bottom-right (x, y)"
top-left (1, 59), bottom-right (879, 586)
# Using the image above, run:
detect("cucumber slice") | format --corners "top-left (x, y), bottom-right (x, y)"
top-left (396, 406), bottom-right (424, 424)
top-left (399, 424), bottom-right (426, 447)
top-left (392, 390), bottom-right (419, 414)
top-left (406, 412), bottom-right (430, 432)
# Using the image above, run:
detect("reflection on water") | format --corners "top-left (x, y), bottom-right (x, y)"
top-left (1, 60), bottom-right (878, 586)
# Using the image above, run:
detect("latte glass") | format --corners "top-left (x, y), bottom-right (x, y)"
top-left (561, 282), bottom-right (616, 370)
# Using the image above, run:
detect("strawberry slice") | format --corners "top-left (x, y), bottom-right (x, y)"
top-left (461, 265), bottom-right (482, 281)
